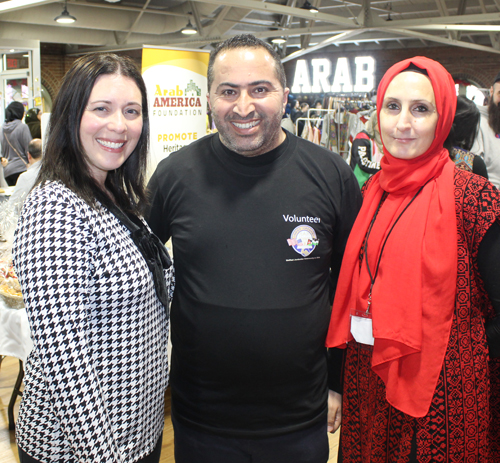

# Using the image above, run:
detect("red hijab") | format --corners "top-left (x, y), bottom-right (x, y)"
top-left (326, 57), bottom-right (457, 417)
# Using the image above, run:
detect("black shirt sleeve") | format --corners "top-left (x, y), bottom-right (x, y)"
top-left (329, 170), bottom-right (363, 303)
top-left (327, 347), bottom-right (345, 393)
top-left (327, 163), bottom-right (362, 393)
top-left (146, 168), bottom-right (171, 244)
top-left (473, 155), bottom-right (489, 180)
top-left (477, 220), bottom-right (500, 357)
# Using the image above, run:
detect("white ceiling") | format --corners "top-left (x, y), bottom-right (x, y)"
top-left (1, 0), bottom-right (500, 58)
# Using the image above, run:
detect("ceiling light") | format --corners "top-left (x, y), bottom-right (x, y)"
top-left (272, 37), bottom-right (287, 45)
top-left (54, 1), bottom-right (76, 24)
top-left (386, 2), bottom-right (393, 21)
top-left (181, 18), bottom-right (197, 35)
top-left (302, 1), bottom-right (318, 13)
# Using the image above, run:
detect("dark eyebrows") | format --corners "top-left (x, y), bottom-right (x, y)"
top-left (88, 99), bottom-right (142, 107)
top-left (215, 80), bottom-right (274, 92)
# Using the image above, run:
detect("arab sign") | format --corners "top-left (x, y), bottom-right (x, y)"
top-left (291, 57), bottom-right (375, 94)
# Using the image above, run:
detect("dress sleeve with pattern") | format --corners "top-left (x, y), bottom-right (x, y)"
top-left (13, 184), bottom-right (125, 462)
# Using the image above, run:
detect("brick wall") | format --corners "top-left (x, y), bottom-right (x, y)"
top-left (41, 54), bottom-right (78, 101)
top-left (40, 48), bottom-right (141, 102)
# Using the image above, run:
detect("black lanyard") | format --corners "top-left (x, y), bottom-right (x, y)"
top-left (363, 184), bottom-right (427, 313)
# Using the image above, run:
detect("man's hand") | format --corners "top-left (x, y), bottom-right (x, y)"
top-left (327, 389), bottom-right (342, 433)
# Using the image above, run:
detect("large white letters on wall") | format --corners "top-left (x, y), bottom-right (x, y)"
top-left (332, 57), bottom-right (353, 92)
top-left (355, 57), bottom-right (375, 92)
top-left (292, 59), bottom-right (312, 93)
top-left (291, 56), bottom-right (375, 94)
top-left (311, 59), bottom-right (331, 93)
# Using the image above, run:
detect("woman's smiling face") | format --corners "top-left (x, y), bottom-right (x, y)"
top-left (80, 73), bottom-right (143, 186)
top-left (379, 71), bottom-right (439, 160)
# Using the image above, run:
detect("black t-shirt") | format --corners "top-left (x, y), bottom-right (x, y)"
top-left (147, 131), bottom-right (362, 438)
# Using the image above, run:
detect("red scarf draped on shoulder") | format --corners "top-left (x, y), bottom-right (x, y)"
top-left (326, 57), bottom-right (457, 418)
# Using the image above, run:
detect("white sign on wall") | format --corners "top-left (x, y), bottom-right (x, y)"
top-left (291, 56), bottom-right (375, 94)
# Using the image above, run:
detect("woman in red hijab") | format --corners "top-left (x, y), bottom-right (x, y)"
top-left (327, 57), bottom-right (500, 462)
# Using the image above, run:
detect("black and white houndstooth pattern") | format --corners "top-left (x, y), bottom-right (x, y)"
top-left (13, 181), bottom-right (174, 463)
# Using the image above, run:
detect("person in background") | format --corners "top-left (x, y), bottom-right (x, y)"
top-left (290, 98), bottom-right (300, 123)
top-left (284, 95), bottom-right (293, 117)
top-left (471, 71), bottom-right (500, 188)
top-left (311, 99), bottom-right (323, 117)
top-left (327, 56), bottom-right (500, 462)
top-left (349, 111), bottom-right (383, 189)
top-left (281, 112), bottom-right (295, 133)
top-left (296, 101), bottom-right (310, 136)
top-left (8, 138), bottom-right (43, 216)
top-left (147, 34), bottom-right (362, 463)
top-left (445, 95), bottom-right (488, 178)
top-left (24, 108), bottom-right (42, 139)
top-left (0, 101), bottom-right (31, 186)
top-left (13, 53), bottom-right (173, 463)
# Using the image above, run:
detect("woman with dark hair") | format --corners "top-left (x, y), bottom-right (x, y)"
top-left (13, 53), bottom-right (174, 463)
top-left (0, 101), bottom-right (31, 185)
top-left (327, 57), bottom-right (500, 462)
top-left (310, 99), bottom-right (323, 118)
top-left (445, 95), bottom-right (488, 178)
top-left (24, 107), bottom-right (41, 139)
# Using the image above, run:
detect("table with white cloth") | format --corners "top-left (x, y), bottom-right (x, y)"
top-left (0, 297), bottom-right (33, 429)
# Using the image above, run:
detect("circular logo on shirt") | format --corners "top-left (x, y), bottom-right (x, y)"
top-left (287, 225), bottom-right (319, 257)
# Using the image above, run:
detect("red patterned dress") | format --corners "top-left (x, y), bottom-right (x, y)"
top-left (340, 169), bottom-right (500, 462)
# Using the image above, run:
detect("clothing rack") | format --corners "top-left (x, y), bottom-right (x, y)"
top-left (295, 108), bottom-right (335, 137)
top-left (295, 117), bottom-right (320, 136)
top-left (295, 97), bottom-right (376, 160)
top-left (327, 96), bottom-right (375, 157)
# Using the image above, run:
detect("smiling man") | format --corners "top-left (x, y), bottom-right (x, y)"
top-left (147, 34), bottom-right (362, 463)
top-left (208, 45), bottom-right (286, 156)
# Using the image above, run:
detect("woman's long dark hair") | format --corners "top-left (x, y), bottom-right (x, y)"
top-left (36, 53), bottom-right (149, 214)
top-left (444, 95), bottom-right (480, 155)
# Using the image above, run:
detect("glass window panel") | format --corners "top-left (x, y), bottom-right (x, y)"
top-left (5, 53), bottom-right (29, 71)
top-left (5, 78), bottom-right (29, 107)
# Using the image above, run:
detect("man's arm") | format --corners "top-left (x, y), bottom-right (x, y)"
top-left (329, 169), bottom-right (363, 302)
top-left (327, 390), bottom-right (342, 433)
top-left (146, 170), bottom-right (171, 243)
top-left (327, 347), bottom-right (345, 432)
top-left (327, 165), bottom-right (363, 431)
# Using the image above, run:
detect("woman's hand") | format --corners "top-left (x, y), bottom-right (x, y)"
top-left (1, 157), bottom-right (8, 167)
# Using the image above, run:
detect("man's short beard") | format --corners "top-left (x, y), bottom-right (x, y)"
top-left (488, 98), bottom-right (500, 134)
top-left (213, 110), bottom-right (284, 157)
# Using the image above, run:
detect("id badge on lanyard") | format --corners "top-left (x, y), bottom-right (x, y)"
top-left (351, 186), bottom-right (425, 347)
top-left (350, 309), bottom-right (374, 345)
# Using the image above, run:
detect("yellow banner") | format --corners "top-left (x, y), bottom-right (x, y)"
top-left (142, 48), bottom-right (209, 76)
top-left (142, 47), bottom-right (210, 175)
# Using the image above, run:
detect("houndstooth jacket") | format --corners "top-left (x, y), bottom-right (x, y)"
top-left (13, 181), bottom-right (173, 463)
